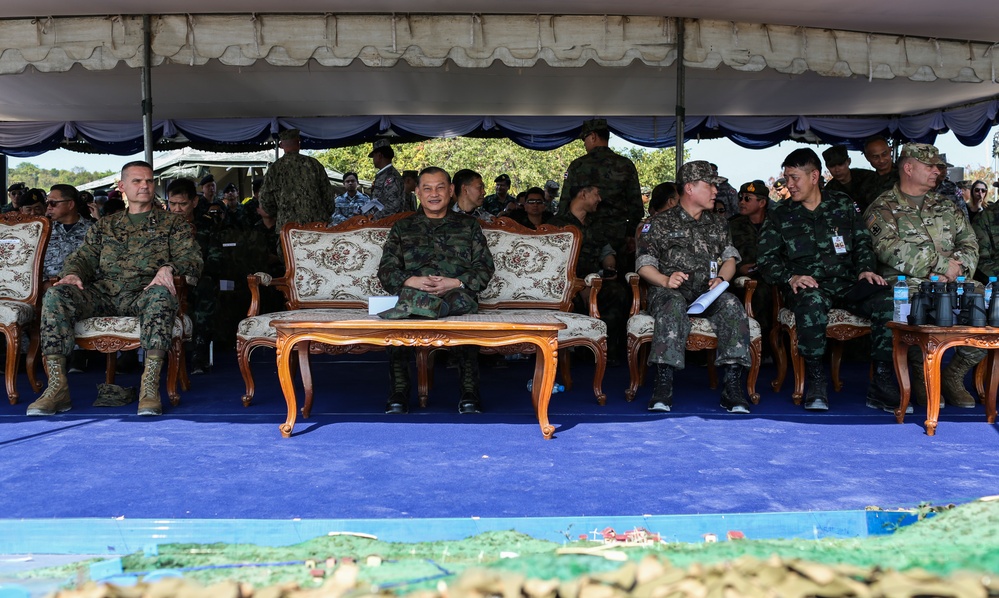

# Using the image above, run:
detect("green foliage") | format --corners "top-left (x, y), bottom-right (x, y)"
top-left (314, 138), bottom-right (679, 193)
top-left (7, 162), bottom-right (114, 190)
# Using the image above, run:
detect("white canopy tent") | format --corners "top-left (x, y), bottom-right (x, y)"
top-left (1, 3), bottom-right (998, 155)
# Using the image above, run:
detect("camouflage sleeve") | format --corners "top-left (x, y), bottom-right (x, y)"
top-left (624, 163), bottom-right (644, 235)
top-left (259, 171), bottom-right (278, 217)
top-left (952, 206), bottom-right (980, 277)
top-left (973, 210), bottom-right (999, 278)
top-left (377, 224), bottom-right (409, 295)
top-left (864, 201), bottom-right (949, 279)
top-left (718, 225), bottom-right (740, 264)
top-left (378, 175), bottom-right (407, 217)
top-left (634, 218), bottom-right (661, 271)
top-left (60, 218), bottom-right (105, 282)
top-left (201, 231), bottom-right (224, 280)
top-left (556, 166), bottom-right (576, 216)
top-left (462, 222), bottom-right (495, 293)
top-left (848, 201), bottom-right (877, 274)
top-left (168, 218), bottom-right (204, 280)
top-left (756, 216), bottom-right (789, 286)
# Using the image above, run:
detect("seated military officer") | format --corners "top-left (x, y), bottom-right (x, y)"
top-left (636, 161), bottom-right (752, 414)
top-left (758, 148), bottom-right (904, 413)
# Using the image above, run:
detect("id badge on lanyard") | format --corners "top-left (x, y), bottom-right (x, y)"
top-left (831, 227), bottom-right (847, 254)
top-left (709, 260), bottom-right (719, 278)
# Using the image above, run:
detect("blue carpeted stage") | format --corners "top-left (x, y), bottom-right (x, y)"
top-left (1, 349), bottom-right (996, 550)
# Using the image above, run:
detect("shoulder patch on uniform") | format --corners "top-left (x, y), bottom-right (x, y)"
top-left (864, 213), bottom-right (876, 228)
top-left (870, 223), bottom-right (882, 237)
top-left (641, 223), bottom-right (651, 233)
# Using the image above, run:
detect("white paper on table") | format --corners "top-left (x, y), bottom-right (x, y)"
top-left (686, 281), bottom-right (730, 315)
top-left (368, 295), bottom-right (399, 315)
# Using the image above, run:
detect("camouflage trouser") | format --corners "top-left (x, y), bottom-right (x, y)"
top-left (647, 287), bottom-right (751, 369)
top-left (785, 284), bottom-right (893, 361)
top-left (573, 278), bottom-right (629, 359)
top-left (388, 288), bottom-right (480, 392)
top-left (41, 284), bottom-right (179, 357)
top-left (189, 275), bottom-right (218, 349)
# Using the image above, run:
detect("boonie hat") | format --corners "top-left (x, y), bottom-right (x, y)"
top-left (677, 161), bottom-right (727, 187)
top-left (378, 287), bottom-right (446, 320)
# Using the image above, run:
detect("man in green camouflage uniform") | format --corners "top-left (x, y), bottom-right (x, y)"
top-left (859, 136), bottom-right (900, 208)
top-left (822, 145), bottom-right (878, 211)
top-left (378, 167), bottom-right (495, 415)
top-left (865, 142), bottom-right (984, 409)
top-left (558, 119), bottom-right (644, 265)
top-left (758, 149), bottom-right (899, 413)
top-left (636, 161), bottom-right (752, 414)
top-left (549, 182), bottom-right (628, 365)
top-left (482, 173), bottom-right (514, 216)
top-left (728, 180), bottom-right (773, 341)
top-left (28, 161), bottom-right (203, 417)
top-left (259, 129), bottom-right (335, 232)
top-left (167, 178), bottom-right (223, 375)
top-left (973, 197), bottom-right (999, 281)
top-left (365, 140), bottom-right (411, 219)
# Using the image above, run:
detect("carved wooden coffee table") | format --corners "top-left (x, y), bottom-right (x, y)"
top-left (887, 322), bottom-right (999, 435)
top-left (271, 315), bottom-right (566, 439)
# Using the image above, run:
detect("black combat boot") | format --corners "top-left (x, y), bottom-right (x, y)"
top-left (647, 365), bottom-right (674, 412)
top-left (803, 357), bottom-right (828, 411)
top-left (865, 360), bottom-right (913, 414)
top-left (719, 364), bottom-right (751, 414)
top-left (385, 347), bottom-right (410, 414)
top-left (456, 347), bottom-right (482, 414)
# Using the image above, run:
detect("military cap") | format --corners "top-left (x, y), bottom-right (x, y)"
top-left (19, 188), bottom-right (44, 206)
top-left (544, 179), bottom-right (559, 193)
top-left (368, 138), bottom-right (392, 157)
top-left (199, 173), bottom-right (215, 186)
top-left (278, 128), bottom-right (301, 142)
top-left (773, 178), bottom-right (786, 190)
top-left (6, 182), bottom-right (27, 193)
top-left (378, 287), bottom-right (445, 320)
top-left (739, 180), bottom-right (769, 198)
top-left (579, 118), bottom-right (609, 139)
top-left (94, 383), bottom-right (137, 407)
top-left (821, 145), bottom-right (849, 166)
top-left (899, 142), bottom-right (946, 166)
top-left (938, 152), bottom-right (954, 168)
top-left (494, 173), bottom-right (511, 184)
top-left (223, 183), bottom-right (238, 193)
top-left (677, 160), bottom-right (727, 187)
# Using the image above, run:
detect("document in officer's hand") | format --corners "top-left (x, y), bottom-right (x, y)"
top-left (686, 281), bottom-right (730, 315)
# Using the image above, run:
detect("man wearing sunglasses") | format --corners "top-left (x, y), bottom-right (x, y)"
top-left (43, 185), bottom-right (93, 279)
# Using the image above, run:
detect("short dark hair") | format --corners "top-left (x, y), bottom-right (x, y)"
top-left (166, 178), bottom-right (197, 200)
top-left (452, 169), bottom-right (482, 198)
top-left (649, 182), bottom-right (678, 212)
top-left (863, 135), bottom-right (889, 151)
top-left (343, 171), bottom-right (359, 183)
top-left (570, 183), bottom-right (598, 200)
top-left (120, 160), bottom-right (153, 178)
top-left (781, 148), bottom-right (822, 171)
top-left (49, 184), bottom-right (82, 214)
top-left (418, 166), bottom-right (451, 185)
top-left (524, 186), bottom-right (545, 198)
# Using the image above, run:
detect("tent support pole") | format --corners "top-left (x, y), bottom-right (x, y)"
top-left (141, 14), bottom-right (154, 166)
top-left (674, 17), bottom-right (685, 178)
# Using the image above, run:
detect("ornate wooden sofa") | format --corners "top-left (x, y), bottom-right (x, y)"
top-left (236, 214), bottom-right (608, 411)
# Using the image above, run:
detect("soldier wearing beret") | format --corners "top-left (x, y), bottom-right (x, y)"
top-left (865, 142), bottom-right (983, 408)
top-left (260, 129), bottom-right (335, 232)
top-left (483, 173), bottom-right (514, 216)
top-left (758, 149), bottom-right (899, 413)
top-left (636, 160), bottom-right (752, 414)
top-left (4, 182), bottom-right (27, 212)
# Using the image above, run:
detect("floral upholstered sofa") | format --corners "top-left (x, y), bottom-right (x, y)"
top-left (236, 214), bottom-right (608, 410)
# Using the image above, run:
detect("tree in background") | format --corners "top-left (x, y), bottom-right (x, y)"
top-left (315, 138), bottom-right (679, 195)
top-left (7, 163), bottom-right (113, 190)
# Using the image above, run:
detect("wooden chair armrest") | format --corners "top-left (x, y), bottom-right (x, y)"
top-left (172, 275), bottom-right (190, 315)
top-left (626, 272), bottom-right (642, 317)
top-left (247, 273), bottom-right (291, 317)
top-left (583, 274), bottom-right (603, 318)
top-left (742, 278), bottom-right (757, 318)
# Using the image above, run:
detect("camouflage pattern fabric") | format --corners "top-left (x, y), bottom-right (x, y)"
top-left (557, 146), bottom-right (644, 254)
top-left (824, 168), bottom-right (877, 211)
top-left (972, 200), bottom-right (999, 279)
top-left (189, 214), bottom-right (224, 350)
top-left (259, 152), bottom-right (335, 231)
top-left (857, 169), bottom-right (899, 210)
top-left (758, 190), bottom-right (892, 360)
top-left (936, 179), bottom-right (969, 220)
top-left (41, 210), bottom-right (202, 356)
top-left (728, 214), bottom-right (773, 335)
top-left (864, 185), bottom-right (979, 286)
top-left (451, 202), bottom-right (495, 223)
top-left (43, 218), bottom-right (93, 278)
top-left (482, 193), bottom-right (511, 216)
top-left (636, 205), bottom-right (749, 368)
top-left (365, 165), bottom-right (410, 220)
top-left (715, 181), bottom-right (739, 219)
top-left (330, 191), bottom-right (370, 225)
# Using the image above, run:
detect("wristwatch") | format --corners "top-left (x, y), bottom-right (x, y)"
top-left (457, 280), bottom-right (465, 289)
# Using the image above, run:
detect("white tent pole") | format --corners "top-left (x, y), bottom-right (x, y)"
top-left (674, 17), bottom-right (685, 179)
top-left (141, 14), bottom-right (153, 166)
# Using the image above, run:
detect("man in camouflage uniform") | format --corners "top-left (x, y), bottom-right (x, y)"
top-left (558, 120), bottom-right (644, 262)
top-left (27, 161), bottom-right (203, 417)
top-left (4, 182), bottom-right (26, 212)
top-left (859, 136), bottom-right (900, 208)
top-left (973, 193), bottom-right (999, 281)
top-left (482, 173), bottom-right (514, 216)
top-left (758, 149), bottom-right (899, 412)
top-left (450, 169), bottom-right (493, 223)
top-left (43, 184), bottom-right (94, 279)
top-left (865, 142), bottom-right (984, 409)
top-left (330, 171), bottom-right (370, 225)
top-left (822, 145), bottom-right (877, 210)
top-left (167, 178), bottom-right (223, 375)
top-left (364, 139), bottom-right (410, 220)
top-left (260, 129), bottom-right (335, 232)
top-left (728, 180), bottom-right (773, 340)
top-left (549, 182), bottom-right (628, 365)
top-left (636, 160), bottom-right (752, 414)
top-left (711, 163), bottom-right (740, 219)
top-left (378, 167), bottom-right (495, 415)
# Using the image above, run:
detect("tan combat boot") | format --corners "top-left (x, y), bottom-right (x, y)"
top-left (941, 351), bottom-right (980, 408)
top-left (137, 354), bottom-right (166, 416)
top-left (26, 355), bottom-right (72, 416)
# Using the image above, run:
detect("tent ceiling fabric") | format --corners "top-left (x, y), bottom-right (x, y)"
top-left (1, 11), bottom-right (998, 154)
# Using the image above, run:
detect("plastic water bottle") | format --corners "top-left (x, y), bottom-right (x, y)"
top-left (956, 275), bottom-right (966, 311)
top-left (526, 379), bottom-right (564, 393)
top-left (893, 276), bottom-right (909, 323)
top-left (986, 276), bottom-right (996, 308)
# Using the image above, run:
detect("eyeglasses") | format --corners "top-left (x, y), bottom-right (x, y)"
top-left (739, 194), bottom-right (760, 202)
top-left (713, 206), bottom-right (727, 213)
top-left (973, 188), bottom-right (988, 194)
top-left (45, 199), bottom-right (72, 208)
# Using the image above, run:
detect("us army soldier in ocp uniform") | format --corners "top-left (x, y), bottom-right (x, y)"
top-left (864, 142), bottom-right (983, 408)
top-left (28, 161), bottom-right (203, 417)
top-left (636, 160), bottom-right (752, 415)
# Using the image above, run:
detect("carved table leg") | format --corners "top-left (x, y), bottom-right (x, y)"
top-left (277, 335), bottom-right (300, 438)
top-left (625, 335), bottom-right (642, 402)
top-left (531, 337), bottom-right (558, 440)
top-left (923, 344), bottom-right (943, 436)
top-left (591, 339), bottom-right (607, 406)
top-left (298, 342), bottom-right (313, 419)
top-left (986, 349), bottom-right (998, 425)
top-left (892, 333), bottom-right (911, 424)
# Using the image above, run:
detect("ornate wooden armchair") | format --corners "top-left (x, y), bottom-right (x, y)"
top-left (0, 213), bottom-right (50, 404)
top-left (624, 273), bottom-right (762, 404)
top-left (770, 292), bottom-right (871, 404)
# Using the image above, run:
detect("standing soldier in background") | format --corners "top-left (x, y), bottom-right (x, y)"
top-left (260, 129), bottom-right (335, 231)
top-left (483, 174), bottom-right (514, 216)
top-left (558, 119), bottom-right (643, 268)
top-left (728, 180), bottom-right (773, 341)
top-left (822, 145), bottom-right (876, 210)
top-left (865, 142), bottom-right (983, 408)
top-left (859, 136), bottom-right (899, 208)
top-left (364, 139), bottom-right (408, 220)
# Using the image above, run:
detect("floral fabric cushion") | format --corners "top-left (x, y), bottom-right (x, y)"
top-left (777, 307), bottom-right (871, 329)
top-left (0, 219), bottom-right (45, 302)
top-left (479, 229), bottom-right (576, 308)
top-left (287, 228), bottom-right (389, 305)
top-left (628, 312), bottom-right (762, 341)
top-left (74, 315), bottom-right (193, 341)
top-left (0, 300), bottom-right (33, 326)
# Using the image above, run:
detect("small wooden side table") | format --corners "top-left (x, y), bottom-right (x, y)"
top-left (887, 322), bottom-right (999, 435)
